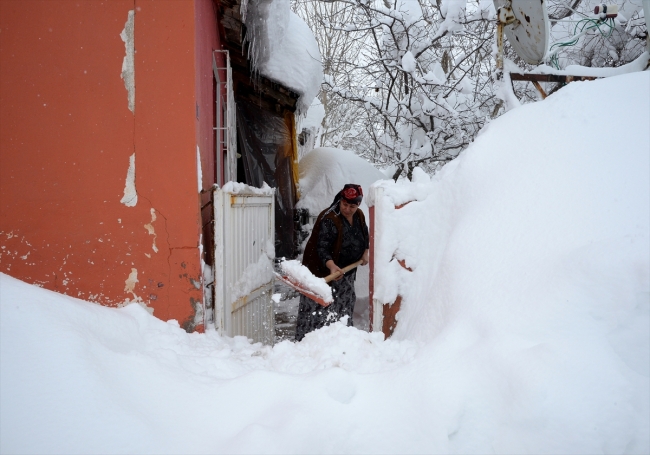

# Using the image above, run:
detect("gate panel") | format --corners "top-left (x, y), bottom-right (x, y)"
top-left (214, 187), bottom-right (275, 344)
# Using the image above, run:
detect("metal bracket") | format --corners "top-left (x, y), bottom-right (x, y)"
top-left (495, 2), bottom-right (520, 75)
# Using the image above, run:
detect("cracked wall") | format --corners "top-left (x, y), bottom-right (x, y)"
top-left (120, 9), bottom-right (135, 113)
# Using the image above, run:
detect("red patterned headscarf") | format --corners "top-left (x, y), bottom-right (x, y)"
top-left (341, 184), bottom-right (363, 205)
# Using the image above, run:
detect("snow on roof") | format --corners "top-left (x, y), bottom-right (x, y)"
top-left (296, 147), bottom-right (386, 216)
top-left (244, 1), bottom-right (323, 113)
top-left (299, 98), bottom-right (325, 132)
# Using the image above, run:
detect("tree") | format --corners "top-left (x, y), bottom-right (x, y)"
top-left (292, 0), bottom-right (372, 152)
top-left (295, 0), bottom-right (502, 179)
top-left (294, 0), bottom-right (648, 180)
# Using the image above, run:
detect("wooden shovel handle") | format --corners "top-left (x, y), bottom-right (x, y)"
top-left (324, 259), bottom-right (364, 283)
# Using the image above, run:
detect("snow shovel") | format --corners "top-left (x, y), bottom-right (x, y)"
top-left (275, 259), bottom-right (364, 307)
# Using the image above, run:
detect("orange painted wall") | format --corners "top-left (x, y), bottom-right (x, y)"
top-left (196, 0), bottom-right (218, 191)
top-left (195, 0), bottom-right (222, 266)
top-left (0, 0), bottom-right (206, 330)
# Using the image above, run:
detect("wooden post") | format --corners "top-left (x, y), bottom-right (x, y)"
top-left (369, 203), bottom-right (376, 332)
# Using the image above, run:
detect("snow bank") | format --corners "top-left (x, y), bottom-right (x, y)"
top-left (2, 73), bottom-right (649, 454)
top-left (532, 51), bottom-right (650, 77)
top-left (0, 273), bottom-right (417, 454)
top-left (297, 147), bottom-right (386, 216)
top-left (244, 0), bottom-right (323, 113)
top-left (371, 72), bottom-right (650, 452)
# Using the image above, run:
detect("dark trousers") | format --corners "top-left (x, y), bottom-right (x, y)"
top-left (295, 273), bottom-right (356, 341)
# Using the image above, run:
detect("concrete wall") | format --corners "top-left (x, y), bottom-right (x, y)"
top-left (0, 0), bottom-right (210, 330)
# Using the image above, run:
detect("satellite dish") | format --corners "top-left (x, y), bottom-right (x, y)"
top-left (494, 0), bottom-right (550, 65)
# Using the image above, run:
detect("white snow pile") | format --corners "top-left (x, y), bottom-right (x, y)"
top-left (231, 252), bottom-right (274, 300)
top-left (533, 51), bottom-right (650, 78)
top-left (370, 71), bottom-right (650, 452)
top-left (0, 273), bottom-right (416, 454)
top-left (1, 72), bottom-right (649, 454)
top-left (279, 259), bottom-right (333, 303)
top-left (221, 180), bottom-right (274, 196)
top-left (243, 0), bottom-right (323, 113)
top-left (296, 146), bottom-right (386, 216)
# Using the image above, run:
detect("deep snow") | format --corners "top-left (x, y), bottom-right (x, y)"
top-left (1, 72), bottom-right (649, 454)
top-left (369, 71), bottom-right (650, 454)
top-left (296, 146), bottom-right (386, 217)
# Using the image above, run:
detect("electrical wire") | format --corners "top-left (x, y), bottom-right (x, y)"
top-left (549, 17), bottom-right (616, 69)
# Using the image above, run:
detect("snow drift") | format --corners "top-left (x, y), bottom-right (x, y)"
top-left (1, 72), bottom-right (648, 454)
top-left (0, 273), bottom-right (417, 454)
top-left (297, 146), bottom-right (386, 216)
top-left (370, 71), bottom-right (649, 452)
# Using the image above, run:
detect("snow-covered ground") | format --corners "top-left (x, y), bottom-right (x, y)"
top-left (2, 72), bottom-right (648, 454)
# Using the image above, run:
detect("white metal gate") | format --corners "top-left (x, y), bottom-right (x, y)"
top-left (214, 186), bottom-right (275, 344)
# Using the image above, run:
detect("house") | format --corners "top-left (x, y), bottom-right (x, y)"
top-left (0, 0), bottom-right (321, 334)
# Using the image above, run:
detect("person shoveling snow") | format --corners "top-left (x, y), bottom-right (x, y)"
top-left (285, 184), bottom-right (370, 341)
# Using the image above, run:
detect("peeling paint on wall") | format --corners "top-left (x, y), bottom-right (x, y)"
top-left (120, 10), bottom-right (135, 113)
top-left (120, 267), bottom-right (154, 314)
top-left (144, 208), bottom-right (159, 253)
top-left (120, 153), bottom-right (137, 206)
top-left (0, 230), bottom-right (38, 271)
top-left (123, 267), bottom-right (139, 298)
top-left (196, 145), bottom-right (203, 192)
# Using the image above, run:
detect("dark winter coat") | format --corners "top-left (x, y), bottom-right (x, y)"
top-left (295, 200), bottom-right (369, 341)
top-left (301, 204), bottom-right (369, 278)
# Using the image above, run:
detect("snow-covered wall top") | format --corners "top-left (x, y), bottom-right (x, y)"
top-left (244, 0), bottom-right (323, 113)
top-left (221, 181), bottom-right (275, 196)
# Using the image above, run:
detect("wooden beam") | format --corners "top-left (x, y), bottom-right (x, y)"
top-left (531, 80), bottom-right (547, 99)
top-left (510, 73), bottom-right (598, 83)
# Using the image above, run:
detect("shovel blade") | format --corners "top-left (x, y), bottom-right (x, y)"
top-left (274, 272), bottom-right (331, 307)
